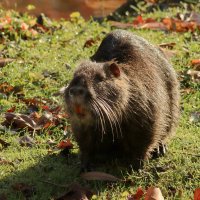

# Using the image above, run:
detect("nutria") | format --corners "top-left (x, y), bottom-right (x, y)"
top-left (64, 29), bottom-right (180, 170)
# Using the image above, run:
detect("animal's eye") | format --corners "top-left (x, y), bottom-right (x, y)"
top-left (95, 74), bottom-right (104, 82)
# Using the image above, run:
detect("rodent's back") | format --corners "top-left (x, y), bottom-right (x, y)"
top-left (91, 29), bottom-right (180, 140)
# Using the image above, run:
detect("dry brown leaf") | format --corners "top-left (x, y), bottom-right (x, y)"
top-left (55, 183), bottom-right (93, 200)
top-left (2, 113), bottom-right (38, 131)
top-left (144, 187), bottom-right (164, 200)
top-left (109, 21), bottom-right (134, 29)
top-left (81, 171), bottom-right (121, 182)
top-left (0, 58), bottom-right (14, 68)
top-left (0, 82), bottom-right (14, 95)
top-left (84, 38), bottom-right (99, 48)
top-left (162, 17), bottom-right (197, 32)
top-left (2, 112), bottom-right (55, 132)
top-left (140, 22), bottom-right (167, 31)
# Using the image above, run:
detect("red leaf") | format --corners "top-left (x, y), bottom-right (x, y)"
top-left (6, 106), bottom-right (16, 113)
top-left (133, 187), bottom-right (144, 200)
top-left (194, 188), bottom-right (200, 200)
top-left (0, 82), bottom-right (14, 95)
top-left (41, 105), bottom-right (50, 111)
top-left (84, 38), bottom-right (96, 48)
top-left (191, 59), bottom-right (200, 65)
top-left (133, 15), bottom-right (144, 25)
top-left (57, 139), bottom-right (73, 149)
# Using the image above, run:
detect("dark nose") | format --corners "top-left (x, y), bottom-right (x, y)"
top-left (69, 87), bottom-right (86, 97)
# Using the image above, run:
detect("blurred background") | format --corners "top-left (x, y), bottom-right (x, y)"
top-left (0, 0), bottom-right (126, 19)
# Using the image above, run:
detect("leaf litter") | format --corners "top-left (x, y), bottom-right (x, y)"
top-left (55, 183), bottom-right (93, 200)
top-left (110, 13), bottom-right (200, 32)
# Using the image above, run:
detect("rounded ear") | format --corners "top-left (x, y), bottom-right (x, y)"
top-left (109, 63), bottom-right (120, 77)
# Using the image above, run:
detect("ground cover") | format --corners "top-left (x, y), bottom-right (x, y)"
top-left (0, 3), bottom-right (199, 200)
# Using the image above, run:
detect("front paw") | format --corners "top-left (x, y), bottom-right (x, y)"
top-left (152, 143), bottom-right (167, 159)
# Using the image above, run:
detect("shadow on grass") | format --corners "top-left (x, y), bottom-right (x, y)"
top-left (0, 153), bottom-right (87, 199)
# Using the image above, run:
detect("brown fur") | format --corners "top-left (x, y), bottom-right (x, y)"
top-left (64, 30), bottom-right (180, 170)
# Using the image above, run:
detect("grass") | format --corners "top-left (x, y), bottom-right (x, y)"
top-left (0, 5), bottom-right (200, 200)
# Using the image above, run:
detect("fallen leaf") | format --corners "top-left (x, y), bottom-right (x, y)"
top-left (84, 38), bottom-right (99, 48)
top-left (0, 138), bottom-right (10, 149)
top-left (134, 187), bottom-right (144, 200)
top-left (0, 58), bottom-right (14, 68)
top-left (145, 187), bottom-right (164, 200)
top-left (2, 113), bottom-right (38, 131)
top-left (194, 188), bottom-right (200, 200)
top-left (36, 112), bottom-right (53, 126)
top-left (2, 112), bottom-right (55, 132)
top-left (133, 15), bottom-right (144, 25)
top-left (140, 22), bottom-right (167, 31)
top-left (191, 59), bottom-right (200, 70)
top-left (6, 106), bottom-right (16, 113)
top-left (162, 17), bottom-right (197, 32)
top-left (81, 171), bottom-right (121, 182)
top-left (57, 139), bottom-right (73, 149)
top-left (0, 82), bottom-right (14, 95)
top-left (55, 183), bottom-right (93, 200)
top-left (191, 59), bottom-right (200, 65)
top-left (127, 187), bottom-right (144, 200)
top-left (109, 21), bottom-right (134, 29)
